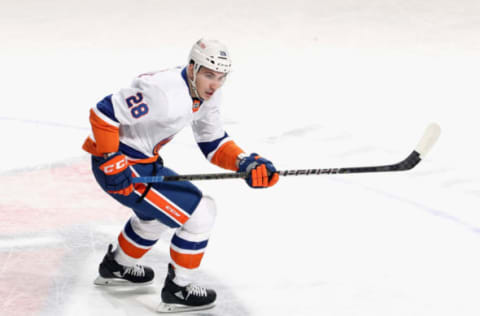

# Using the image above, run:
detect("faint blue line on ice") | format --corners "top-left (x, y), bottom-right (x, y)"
top-left (441, 178), bottom-right (476, 189)
top-left (370, 187), bottom-right (480, 234)
top-left (0, 116), bottom-right (89, 131)
top-left (331, 177), bottom-right (480, 236)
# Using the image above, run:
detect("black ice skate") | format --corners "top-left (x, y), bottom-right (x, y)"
top-left (93, 244), bottom-right (154, 286)
top-left (157, 264), bottom-right (216, 313)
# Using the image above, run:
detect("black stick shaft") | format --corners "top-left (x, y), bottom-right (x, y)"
top-left (132, 151), bottom-right (421, 183)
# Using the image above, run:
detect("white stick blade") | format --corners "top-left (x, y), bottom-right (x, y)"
top-left (415, 123), bottom-right (441, 158)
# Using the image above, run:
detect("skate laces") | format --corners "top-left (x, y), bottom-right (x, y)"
top-left (123, 265), bottom-right (145, 277)
top-left (185, 284), bottom-right (207, 298)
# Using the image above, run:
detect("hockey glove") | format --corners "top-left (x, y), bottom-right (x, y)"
top-left (238, 153), bottom-right (279, 188)
top-left (99, 152), bottom-right (134, 196)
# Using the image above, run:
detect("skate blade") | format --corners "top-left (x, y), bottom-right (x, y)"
top-left (94, 276), bottom-right (153, 286)
top-left (156, 302), bottom-right (215, 313)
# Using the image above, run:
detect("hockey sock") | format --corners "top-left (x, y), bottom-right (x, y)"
top-left (115, 215), bottom-right (168, 266)
top-left (168, 195), bottom-right (216, 284)
top-left (169, 229), bottom-right (210, 285)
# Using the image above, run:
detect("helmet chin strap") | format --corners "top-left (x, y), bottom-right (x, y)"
top-left (189, 64), bottom-right (202, 100)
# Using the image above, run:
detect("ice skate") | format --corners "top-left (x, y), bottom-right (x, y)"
top-left (93, 244), bottom-right (154, 286)
top-left (157, 264), bottom-right (216, 313)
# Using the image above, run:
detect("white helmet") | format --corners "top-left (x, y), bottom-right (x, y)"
top-left (188, 39), bottom-right (232, 98)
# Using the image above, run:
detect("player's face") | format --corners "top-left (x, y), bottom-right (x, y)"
top-left (192, 67), bottom-right (227, 100)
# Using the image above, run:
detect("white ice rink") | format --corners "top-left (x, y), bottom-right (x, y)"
top-left (1, 0), bottom-right (480, 315)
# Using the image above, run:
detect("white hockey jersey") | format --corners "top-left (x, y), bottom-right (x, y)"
top-left (83, 66), bottom-right (244, 171)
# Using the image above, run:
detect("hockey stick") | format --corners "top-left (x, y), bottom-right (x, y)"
top-left (132, 123), bottom-right (441, 183)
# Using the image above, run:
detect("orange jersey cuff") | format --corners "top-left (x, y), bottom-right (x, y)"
top-left (82, 108), bottom-right (120, 156)
top-left (210, 140), bottom-right (244, 171)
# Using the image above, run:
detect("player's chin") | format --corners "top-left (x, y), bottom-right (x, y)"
top-left (203, 91), bottom-right (214, 100)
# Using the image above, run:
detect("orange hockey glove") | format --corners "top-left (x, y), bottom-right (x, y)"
top-left (238, 153), bottom-right (279, 188)
top-left (99, 153), bottom-right (134, 196)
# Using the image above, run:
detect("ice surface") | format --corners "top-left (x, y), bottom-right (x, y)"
top-left (1, 0), bottom-right (480, 315)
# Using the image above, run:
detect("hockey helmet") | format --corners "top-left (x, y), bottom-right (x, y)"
top-left (187, 39), bottom-right (231, 99)
top-left (188, 38), bottom-right (232, 75)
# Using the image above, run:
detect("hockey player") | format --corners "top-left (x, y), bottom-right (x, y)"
top-left (82, 38), bottom-right (279, 313)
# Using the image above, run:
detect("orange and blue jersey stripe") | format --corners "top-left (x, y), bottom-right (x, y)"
top-left (94, 95), bottom-right (158, 161)
top-left (96, 94), bottom-right (118, 122)
top-left (84, 95), bottom-right (160, 160)
top-left (197, 132), bottom-right (229, 158)
top-left (197, 133), bottom-right (244, 171)
top-left (82, 95), bottom-right (120, 156)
